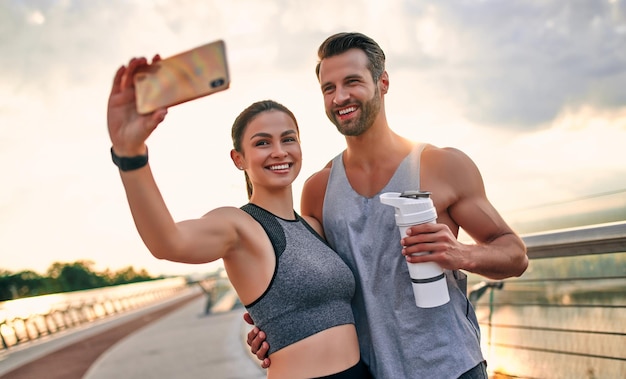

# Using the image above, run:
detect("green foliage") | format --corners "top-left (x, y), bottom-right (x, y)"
top-left (0, 261), bottom-right (158, 301)
top-left (110, 266), bottom-right (153, 285)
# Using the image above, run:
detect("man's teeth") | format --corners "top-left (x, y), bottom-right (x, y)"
top-left (270, 164), bottom-right (289, 170)
top-left (339, 107), bottom-right (356, 115)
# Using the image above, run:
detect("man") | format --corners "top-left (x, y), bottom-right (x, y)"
top-left (247, 32), bottom-right (528, 378)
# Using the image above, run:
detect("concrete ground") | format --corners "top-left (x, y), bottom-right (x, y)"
top-left (0, 288), bottom-right (265, 379)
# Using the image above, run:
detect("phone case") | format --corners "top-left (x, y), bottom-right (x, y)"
top-left (134, 40), bottom-right (230, 114)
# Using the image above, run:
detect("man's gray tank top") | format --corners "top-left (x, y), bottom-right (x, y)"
top-left (323, 144), bottom-right (484, 378)
top-left (241, 203), bottom-right (355, 355)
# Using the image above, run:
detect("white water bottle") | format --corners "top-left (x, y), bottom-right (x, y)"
top-left (380, 191), bottom-right (450, 308)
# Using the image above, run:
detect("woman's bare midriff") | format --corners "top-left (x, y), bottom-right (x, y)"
top-left (266, 324), bottom-right (360, 379)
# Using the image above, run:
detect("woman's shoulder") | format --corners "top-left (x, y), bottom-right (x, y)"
top-left (205, 205), bottom-right (255, 217)
top-left (200, 206), bottom-right (265, 233)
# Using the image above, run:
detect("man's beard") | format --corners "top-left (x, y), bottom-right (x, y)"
top-left (328, 88), bottom-right (381, 137)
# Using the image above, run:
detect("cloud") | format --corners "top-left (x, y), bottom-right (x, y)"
top-left (4, 0), bottom-right (623, 133)
top-left (383, 1), bottom-right (626, 130)
top-left (1, 0), bottom-right (624, 276)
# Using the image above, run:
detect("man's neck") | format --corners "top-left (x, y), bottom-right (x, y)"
top-left (343, 121), bottom-right (413, 169)
top-left (341, 120), bottom-right (415, 198)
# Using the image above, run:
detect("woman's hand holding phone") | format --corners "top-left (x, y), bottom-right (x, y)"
top-left (107, 56), bottom-right (168, 157)
top-left (107, 40), bottom-right (230, 156)
top-left (133, 40), bottom-right (230, 115)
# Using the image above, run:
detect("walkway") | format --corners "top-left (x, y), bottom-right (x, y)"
top-left (0, 288), bottom-right (265, 379)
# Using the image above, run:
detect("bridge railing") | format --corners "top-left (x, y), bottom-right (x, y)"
top-left (469, 221), bottom-right (626, 378)
top-left (0, 277), bottom-right (190, 350)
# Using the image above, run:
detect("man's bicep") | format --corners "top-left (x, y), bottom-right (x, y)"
top-left (447, 152), bottom-right (513, 243)
top-left (452, 195), bottom-right (513, 244)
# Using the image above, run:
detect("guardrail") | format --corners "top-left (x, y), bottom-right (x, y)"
top-left (469, 221), bottom-right (626, 378)
top-left (0, 277), bottom-right (189, 350)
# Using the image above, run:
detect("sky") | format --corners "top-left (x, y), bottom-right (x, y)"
top-left (1, 0), bottom-right (625, 277)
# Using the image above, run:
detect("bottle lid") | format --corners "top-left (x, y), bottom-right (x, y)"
top-left (400, 190), bottom-right (431, 199)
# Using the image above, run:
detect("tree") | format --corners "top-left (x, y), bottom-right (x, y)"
top-left (111, 266), bottom-right (153, 285)
top-left (0, 261), bottom-right (159, 300)
top-left (53, 261), bottom-right (107, 292)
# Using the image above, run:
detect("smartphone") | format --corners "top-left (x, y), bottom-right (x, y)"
top-left (134, 39), bottom-right (230, 114)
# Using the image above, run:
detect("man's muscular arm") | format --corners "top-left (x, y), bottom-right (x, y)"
top-left (300, 164), bottom-right (331, 222)
top-left (402, 147), bottom-right (528, 280)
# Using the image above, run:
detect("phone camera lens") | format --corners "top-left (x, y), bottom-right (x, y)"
top-left (210, 78), bottom-right (225, 88)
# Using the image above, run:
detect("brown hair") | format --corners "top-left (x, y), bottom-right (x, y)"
top-left (315, 32), bottom-right (386, 82)
top-left (231, 100), bottom-right (299, 199)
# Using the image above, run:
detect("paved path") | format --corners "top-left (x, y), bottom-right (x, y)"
top-left (0, 288), bottom-right (265, 379)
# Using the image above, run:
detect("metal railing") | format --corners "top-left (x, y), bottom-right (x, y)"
top-left (0, 277), bottom-right (189, 350)
top-left (469, 221), bottom-right (626, 379)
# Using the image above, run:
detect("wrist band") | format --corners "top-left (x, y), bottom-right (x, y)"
top-left (111, 147), bottom-right (149, 171)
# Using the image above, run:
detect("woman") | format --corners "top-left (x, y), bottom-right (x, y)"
top-left (106, 56), bottom-right (371, 379)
